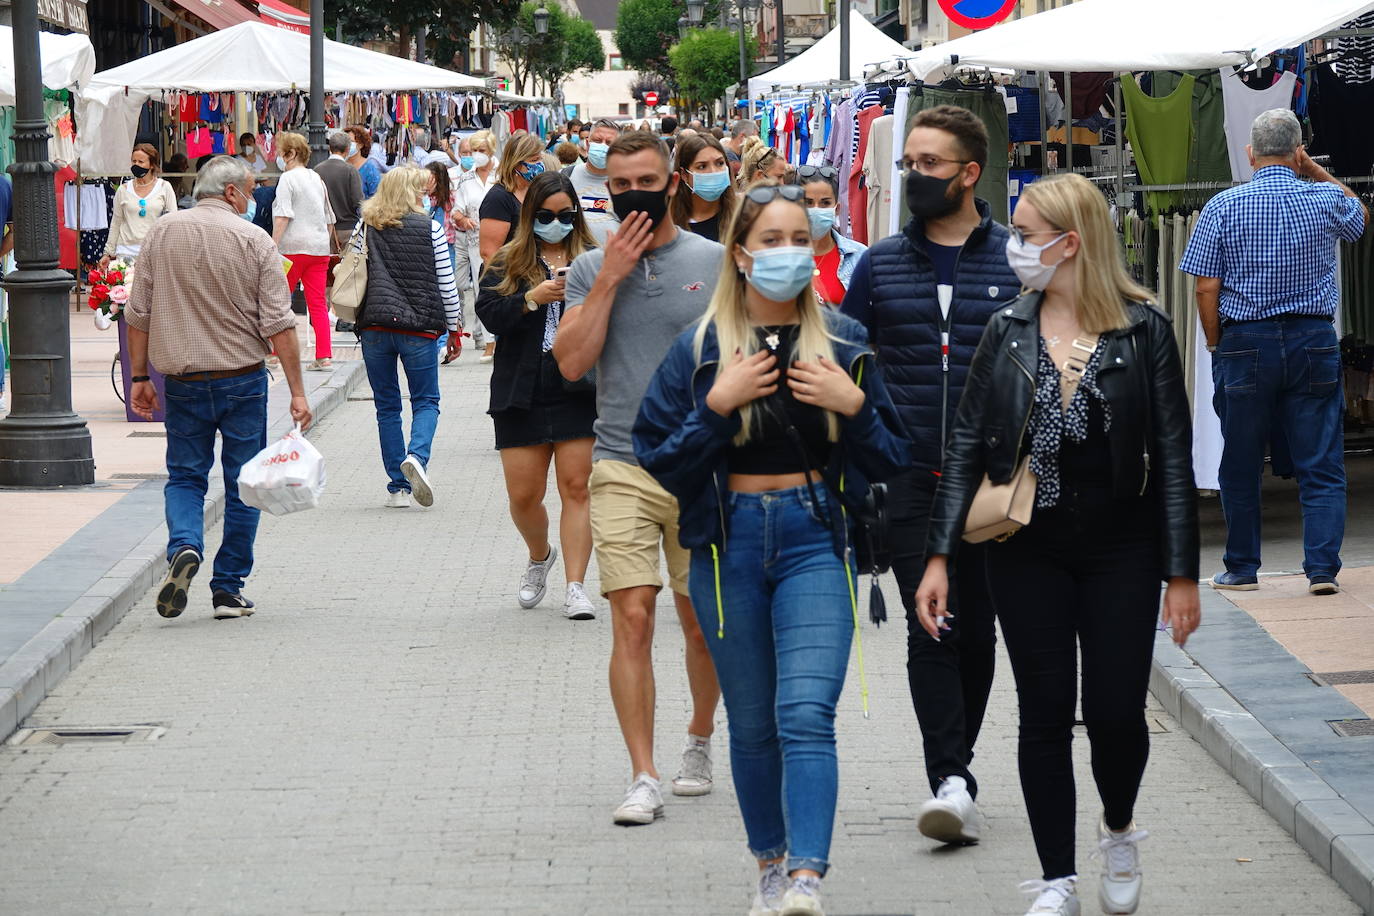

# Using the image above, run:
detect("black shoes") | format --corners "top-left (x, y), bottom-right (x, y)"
top-left (211, 591), bottom-right (256, 619)
top-left (157, 547), bottom-right (202, 618)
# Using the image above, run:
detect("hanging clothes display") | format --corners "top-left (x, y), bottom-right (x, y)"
top-left (1048, 71), bottom-right (1114, 121)
top-left (862, 114), bottom-right (894, 244)
top-left (1333, 10), bottom-right (1374, 84)
top-left (823, 94), bottom-right (858, 236)
top-left (902, 84), bottom-right (1011, 225)
top-left (887, 86), bottom-right (912, 236)
top-left (1219, 68), bottom-right (1298, 181)
top-left (1121, 73), bottom-right (1194, 215)
top-left (848, 105), bottom-right (885, 246)
top-left (1152, 70), bottom-right (1232, 184)
top-left (1309, 63), bottom-right (1374, 178)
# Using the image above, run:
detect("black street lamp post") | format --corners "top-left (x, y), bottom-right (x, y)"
top-left (308, 0), bottom-right (326, 165)
top-left (0, 0), bottom-right (94, 487)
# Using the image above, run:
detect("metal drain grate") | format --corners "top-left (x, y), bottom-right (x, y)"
top-left (1312, 670), bottom-right (1374, 686)
top-left (6, 726), bottom-right (166, 747)
top-left (126, 430), bottom-right (166, 437)
top-left (1328, 719), bottom-right (1374, 738)
top-left (110, 472), bottom-right (169, 480)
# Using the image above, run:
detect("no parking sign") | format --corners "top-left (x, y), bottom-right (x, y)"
top-left (938, 0), bottom-right (1017, 30)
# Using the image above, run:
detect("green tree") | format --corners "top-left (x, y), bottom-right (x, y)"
top-left (615, 0), bottom-right (725, 82)
top-left (494, 3), bottom-right (604, 96)
top-left (668, 28), bottom-right (754, 112)
top-left (323, 0), bottom-right (521, 70)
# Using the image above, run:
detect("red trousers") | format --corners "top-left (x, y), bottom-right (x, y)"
top-left (285, 252), bottom-right (332, 359)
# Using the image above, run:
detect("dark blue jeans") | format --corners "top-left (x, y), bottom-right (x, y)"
top-left (163, 368), bottom-right (269, 595)
top-left (361, 329), bottom-right (441, 493)
top-left (688, 485), bottom-right (853, 877)
top-left (1212, 317), bottom-right (1345, 578)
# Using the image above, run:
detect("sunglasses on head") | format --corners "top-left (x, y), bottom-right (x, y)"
top-left (796, 165), bottom-right (839, 182)
top-left (744, 184), bottom-right (805, 205)
top-left (534, 208), bottom-right (578, 225)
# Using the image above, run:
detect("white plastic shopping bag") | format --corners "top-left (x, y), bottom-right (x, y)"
top-left (237, 424), bottom-right (326, 516)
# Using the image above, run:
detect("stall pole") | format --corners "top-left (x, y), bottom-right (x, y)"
top-left (307, 0), bottom-right (327, 165)
top-left (1037, 70), bottom-right (1048, 178)
top-left (839, 0), bottom-right (850, 81)
top-left (1114, 77), bottom-right (1125, 206)
top-left (1062, 70), bottom-right (1072, 171)
top-left (775, 0), bottom-right (786, 69)
top-left (0, 0), bottom-right (94, 486)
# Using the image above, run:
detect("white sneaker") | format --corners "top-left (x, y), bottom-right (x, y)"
top-left (917, 775), bottom-right (982, 845)
top-left (671, 734), bottom-right (713, 796)
top-left (1020, 877), bottom-right (1080, 915)
top-left (386, 490), bottom-right (411, 508)
top-left (612, 772), bottom-right (663, 826)
top-left (400, 455), bottom-right (433, 507)
top-left (779, 875), bottom-right (824, 915)
top-left (1096, 819), bottom-right (1147, 914)
top-left (517, 545), bottom-right (558, 608)
top-left (750, 862), bottom-right (787, 916)
top-left (563, 582), bottom-right (596, 620)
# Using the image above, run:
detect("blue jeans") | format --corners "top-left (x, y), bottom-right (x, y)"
top-left (162, 369), bottom-right (269, 595)
top-left (1212, 317), bottom-right (1345, 578)
top-left (688, 485), bottom-right (853, 877)
top-left (361, 329), bottom-right (441, 493)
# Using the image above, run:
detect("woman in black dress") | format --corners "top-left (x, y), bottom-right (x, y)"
top-left (476, 171), bottom-right (600, 621)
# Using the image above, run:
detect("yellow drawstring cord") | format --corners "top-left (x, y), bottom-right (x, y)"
top-left (711, 543), bottom-right (725, 639)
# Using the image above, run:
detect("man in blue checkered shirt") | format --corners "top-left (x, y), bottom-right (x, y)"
top-left (1181, 108), bottom-right (1367, 596)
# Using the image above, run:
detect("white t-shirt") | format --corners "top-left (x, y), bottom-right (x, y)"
top-left (568, 161), bottom-right (619, 244)
top-left (272, 166), bottom-right (335, 256)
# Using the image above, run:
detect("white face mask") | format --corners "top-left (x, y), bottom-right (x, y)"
top-left (276, 155), bottom-right (288, 171)
top-left (472, 151), bottom-right (491, 169)
top-left (1005, 233), bottom-right (1068, 291)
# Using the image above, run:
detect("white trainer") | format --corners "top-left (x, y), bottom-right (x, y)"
top-left (562, 582), bottom-right (596, 620)
top-left (399, 454), bottom-right (433, 507)
top-left (917, 775), bottom-right (982, 844)
top-left (779, 875), bottom-right (824, 915)
top-left (749, 862), bottom-right (788, 916)
top-left (612, 772), bottom-right (663, 826)
top-left (671, 734), bottom-right (713, 796)
top-left (385, 490), bottom-right (411, 509)
top-left (1020, 877), bottom-right (1080, 915)
top-left (517, 545), bottom-right (558, 609)
top-left (1096, 819), bottom-right (1147, 914)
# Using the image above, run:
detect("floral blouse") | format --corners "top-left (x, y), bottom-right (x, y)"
top-left (1027, 338), bottom-right (1113, 509)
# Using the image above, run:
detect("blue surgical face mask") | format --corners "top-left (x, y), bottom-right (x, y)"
top-left (459, 156), bottom-right (475, 171)
top-left (348, 142), bottom-right (358, 157)
top-left (587, 142), bottom-right (609, 169)
top-left (744, 246), bottom-right (815, 301)
top-left (242, 198), bottom-right (257, 222)
top-left (517, 160), bottom-right (545, 182)
top-left (807, 207), bottom-right (837, 240)
top-left (533, 219), bottom-right (573, 243)
top-left (689, 169), bottom-right (730, 202)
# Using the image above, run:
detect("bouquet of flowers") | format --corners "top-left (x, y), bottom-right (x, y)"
top-left (88, 259), bottom-right (134, 329)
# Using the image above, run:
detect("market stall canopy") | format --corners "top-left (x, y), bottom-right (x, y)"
top-left (78, 21), bottom-right (485, 172)
top-left (905, 0), bottom-right (1374, 81)
top-left (0, 28), bottom-right (95, 106)
top-left (748, 9), bottom-right (914, 96)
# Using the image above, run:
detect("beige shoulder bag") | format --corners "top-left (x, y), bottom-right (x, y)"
top-left (962, 333), bottom-right (1099, 544)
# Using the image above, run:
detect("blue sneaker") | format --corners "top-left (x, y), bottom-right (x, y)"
top-left (1308, 575), bottom-right (1340, 596)
top-left (1210, 571), bottom-right (1258, 591)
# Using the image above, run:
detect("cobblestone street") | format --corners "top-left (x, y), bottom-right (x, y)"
top-left (0, 360), bottom-right (1360, 915)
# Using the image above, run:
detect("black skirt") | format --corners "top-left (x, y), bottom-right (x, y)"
top-left (491, 352), bottom-right (596, 450)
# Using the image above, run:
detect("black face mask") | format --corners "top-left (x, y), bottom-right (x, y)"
top-left (610, 185), bottom-right (671, 229)
top-left (904, 169), bottom-right (964, 220)
top-left (131, 164), bottom-right (151, 179)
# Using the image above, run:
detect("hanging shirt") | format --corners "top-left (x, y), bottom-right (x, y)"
top-left (1220, 68), bottom-right (1298, 181)
top-left (1121, 73), bottom-right (1195, 215)
top-left (1310, 63), bottom-right (1374, 177)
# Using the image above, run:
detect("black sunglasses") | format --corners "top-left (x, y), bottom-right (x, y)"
top-left (534, 208), bottom-right (578, 225)
top-left (744, 184), bottom-right (806, 205)
top-left (796, 165), bottom-right (839, 182)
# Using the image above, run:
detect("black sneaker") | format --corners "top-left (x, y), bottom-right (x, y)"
top-left (157, 547), bottom-right (202, 618)
top-left (211, 591), bottom-right (256, 619)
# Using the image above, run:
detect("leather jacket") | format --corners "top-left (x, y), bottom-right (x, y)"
top-left (926, 291), bottom-right (1200, 581)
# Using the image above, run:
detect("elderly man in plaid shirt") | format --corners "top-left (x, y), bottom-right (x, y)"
top-left (1182, 108), bottom-right (1367, 596)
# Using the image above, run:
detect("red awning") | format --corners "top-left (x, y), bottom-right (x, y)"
top-left (168, 0), bottom-right (259, 31)
top-left (257, 0), bottom-right (310, 34)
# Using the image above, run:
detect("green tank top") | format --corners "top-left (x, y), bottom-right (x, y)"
top-left (1122, 73), bottom-right (1195, 215)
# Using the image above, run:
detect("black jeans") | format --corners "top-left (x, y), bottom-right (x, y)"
top-left (890, 469), bottom-right (997, 799)
top-left (986, 487), bottom-right (1161, 880)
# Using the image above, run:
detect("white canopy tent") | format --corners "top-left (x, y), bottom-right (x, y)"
top-left (748, 9), bottom-right (914, 96)
top-left (77, 22), bottom-right (486, 172)
top-left (0, 28), bottom-right (94, 106)
top-left (905, 0), bottom-right (1374, 81)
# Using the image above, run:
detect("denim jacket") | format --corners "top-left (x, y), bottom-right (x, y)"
top-left (833, 230), bottom-right (867, 289)
top-left (632, 310), bottom-right (912, 560)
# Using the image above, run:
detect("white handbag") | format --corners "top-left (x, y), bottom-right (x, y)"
top-left (328, 227), bottom-right (367, 322)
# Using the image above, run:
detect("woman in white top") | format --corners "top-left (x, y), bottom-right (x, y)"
top-left (101, 143), bottom-right (177, 267)
top-left (272, 131), bottom-right (337, 370)
top-left (452, 130), bottom-right (497, 352)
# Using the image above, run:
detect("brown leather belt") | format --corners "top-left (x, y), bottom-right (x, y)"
top-left (167, 363), bottom-right (265, 383)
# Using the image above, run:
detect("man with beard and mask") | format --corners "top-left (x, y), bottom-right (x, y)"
top-left (841, 105), bottom-right (1019, 848)
top-left (564, 118), bottom-right (622, 244)
top-left (554, 131), bottom-right (724, 828)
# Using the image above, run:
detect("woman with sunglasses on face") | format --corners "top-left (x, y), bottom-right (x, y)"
top-left (479, 134), bottom-right (548, 364)
top-left (799, 165), bottom-right (867, 308)
top-left (101, 143), bottom-right (178, 269)
top-left (476, 172), bottom-right (600, 621)
top-left (633, 182), bottom-right (910, 916)
top-left (915, 174), bottom-right (1199, 916)
top-left (670, 132), bottom-right (737, 243)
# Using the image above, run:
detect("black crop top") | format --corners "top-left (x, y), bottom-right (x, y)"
top-left (727, 325), bottom-right (834, 475)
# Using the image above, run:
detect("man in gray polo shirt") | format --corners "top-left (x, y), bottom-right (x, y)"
top-left (555, 131), bottom-right (724, 827)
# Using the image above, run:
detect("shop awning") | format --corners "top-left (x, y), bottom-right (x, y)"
top-left (0, 27), bottom-right (95, 106)
top-left (168, 0), bottom-right (259, 33)
top-left (256, 0), bottom-right (310, 34)
top-left (905, 0), bottom-right (1374, 81)
top-left (748, 9), bottom-right (914, 96)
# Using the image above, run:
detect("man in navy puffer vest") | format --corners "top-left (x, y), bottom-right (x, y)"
top-left (842, 105), bottom-right (1019, 847)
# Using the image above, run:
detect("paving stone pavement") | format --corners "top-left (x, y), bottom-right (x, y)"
top-left (0, 360), bottom-right (1360, 916)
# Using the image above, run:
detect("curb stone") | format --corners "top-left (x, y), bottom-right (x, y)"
top-left (0, 360), bottom-right (367, 742)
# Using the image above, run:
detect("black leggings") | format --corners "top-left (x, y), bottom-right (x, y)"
top-left (986, 489), bottom-right (1161, 880)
